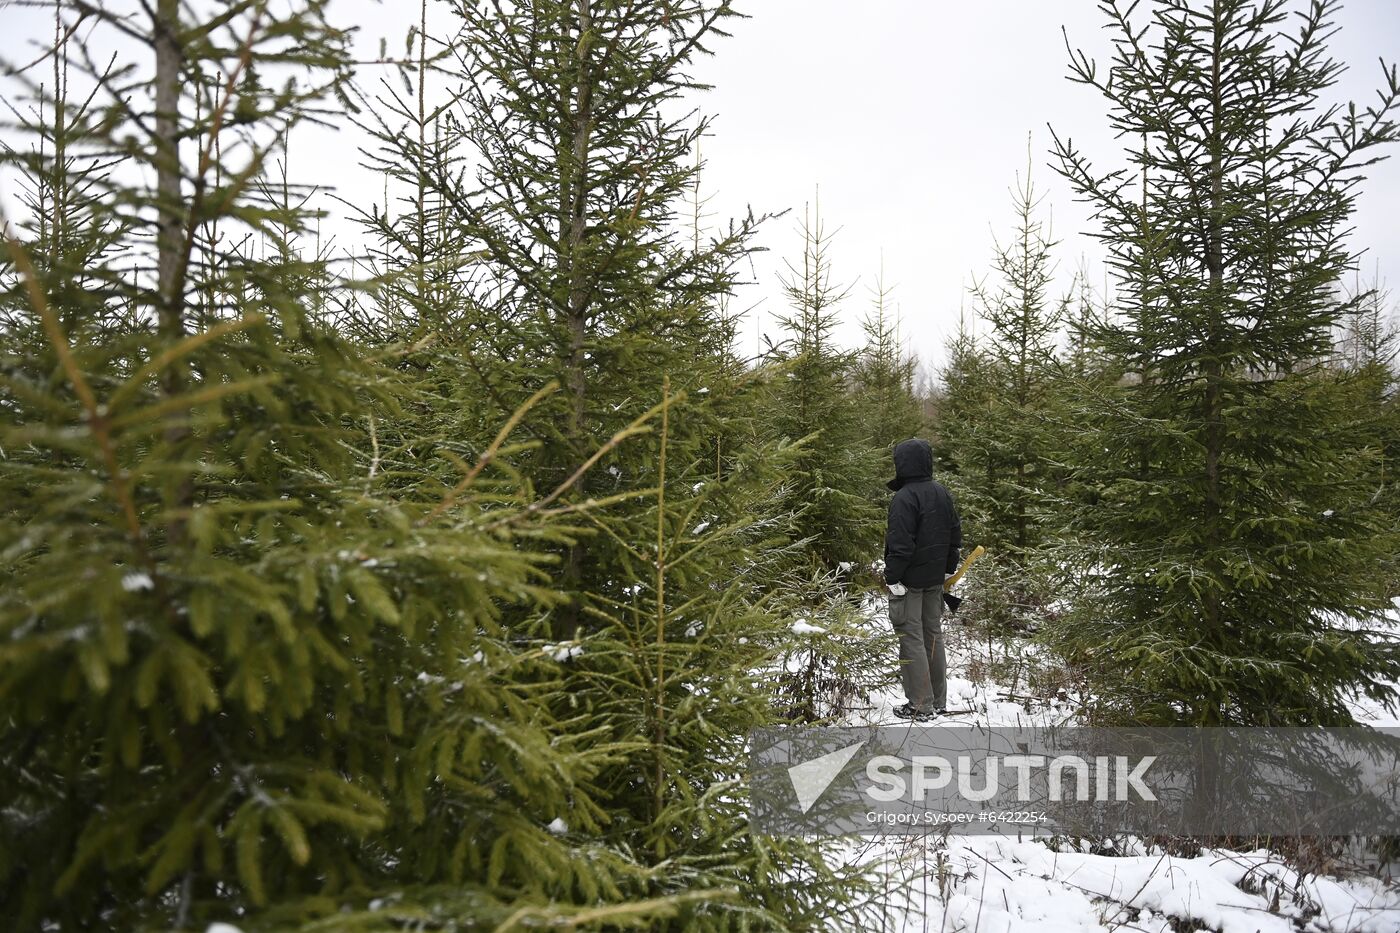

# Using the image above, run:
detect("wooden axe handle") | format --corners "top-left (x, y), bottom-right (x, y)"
top-left (943, 545), bottom-right (986, 592)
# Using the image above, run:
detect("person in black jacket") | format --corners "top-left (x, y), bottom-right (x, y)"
top-left (883, 438), bottom-right (961, 720)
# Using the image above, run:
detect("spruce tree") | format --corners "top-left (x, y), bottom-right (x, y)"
top-left (932, 308), bottom-right (996, 520)
top-left (382, 0), bottom-right (772, 642)
top-left (1331, 275), bottom-right (1400, 593)
top-left (854, 266), bottom-right (924, 456)
top-left (345, 2), bottom-right (873, 926)
top-left (763, 202), bottom-right (882, 571)
top-left (747, 207), bottom-right (894, 727)
top-left (964, 149), bottom-right (1071, 559)
top-left (1050, 0), bottom-right (1400, 725)
top-left (932, 156), bottom-right (1075, 636)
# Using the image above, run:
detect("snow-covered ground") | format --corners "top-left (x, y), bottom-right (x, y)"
top-left (850, 835), bottom-right (1400, 933)
top-left (831, 596), bottom-right (1400, 932)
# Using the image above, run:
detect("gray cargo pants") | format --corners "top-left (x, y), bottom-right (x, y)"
top-left (888, 586), bottom-right (946, 712)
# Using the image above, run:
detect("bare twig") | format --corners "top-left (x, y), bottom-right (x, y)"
top-left (418, 381), bottom-right (558, 527)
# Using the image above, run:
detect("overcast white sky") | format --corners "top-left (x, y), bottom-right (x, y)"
top-left (682, 0), bottom-right (1400, 368)
top-left (3, 0), bottom-right (1398, 372)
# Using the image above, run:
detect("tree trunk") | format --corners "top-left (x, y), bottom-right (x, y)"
top-left (556, 0), bottom-right (594, 640)
top-left (154, 0), bottom-right (190, 547)
top-left (1200, 2), bottom-right (1228, 722)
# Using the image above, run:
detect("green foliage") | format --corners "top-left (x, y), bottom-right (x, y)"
top-left (762, 204), bottom-right (883, 571)
top-left (1333, 277), bottom-right (1400, 594)
top-left (942, 153), bottom-right (1070, 559)
top-left (931, 312), bottom-right (996, 534)
top-left (0, 2), bottom-right (871, 930)
top-left (337, 0), bottom-right (874, 926)
top-left (18, 0), bottom-right (1399, 926)
top-left (359, 0), bottom-right (777, 645)
top-left (0, 3), bottom-right (644, 926)
top-left (1048, 0), bottom-right (1400, 725)
top-left (854, 271), bottom-right (925, 456)
top-left (770, 573), bottom-right (898, 723)
top-left (933, 155), bottom-right (1076, 636)
top-left (539, 389), bottom-right (876, 928)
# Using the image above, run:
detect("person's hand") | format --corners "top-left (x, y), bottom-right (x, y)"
top-left (887, 582), bottom-right (907, 596)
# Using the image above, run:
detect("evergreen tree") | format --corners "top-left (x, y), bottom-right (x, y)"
top-left (931, 155), bottom-right (1076, 635)
top-left (964, 149), bottom-right (1071, 558)
top-left (1063, 271), bottom-right (1117, 382)
top-left (1331, 274), bottom-right (1400, 593)
top-left (373, 0), bottom-right (773, 644)
top-left (854, 266), bottom-right (924, 455)
top-left (763, 202), bottom-right (882, 571)
top-left (932, 309), bottom-right (995, 540)
top-left (338, 0), bottom-right (510, 455)
top-left (1336, 272), bottom-right (1397, 370)
top-left (344, 2), bottom-right (874, 926)
top-left (1050, 0), bottom-right (1400, 725)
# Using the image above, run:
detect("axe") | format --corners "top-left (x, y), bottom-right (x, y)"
top-left (942, 545), bottom-right (986, 613)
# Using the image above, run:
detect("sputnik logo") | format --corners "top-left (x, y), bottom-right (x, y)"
top-left (787, 741), bottom-right (865, 814)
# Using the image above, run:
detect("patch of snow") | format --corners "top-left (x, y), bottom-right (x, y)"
top-left (791, 619), bottom-right (825, 636)
top-left (546, 817), bottom-right (568, 835)
top-left (121, 572), bottom-right (154, 593)
top-left (414, 671), bottom-right (463, 694)
top-left (545, 642), bottom-right (584, 662)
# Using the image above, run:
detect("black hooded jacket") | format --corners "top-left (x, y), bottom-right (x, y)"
top-left (883, 438), bottom-right (961, 589)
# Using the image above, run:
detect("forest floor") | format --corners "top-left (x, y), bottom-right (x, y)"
top-left (830, 596), bottom-right (1400, 933)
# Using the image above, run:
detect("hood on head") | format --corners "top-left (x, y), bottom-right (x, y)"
top-left (887, 438), bottom-right (933, 491)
